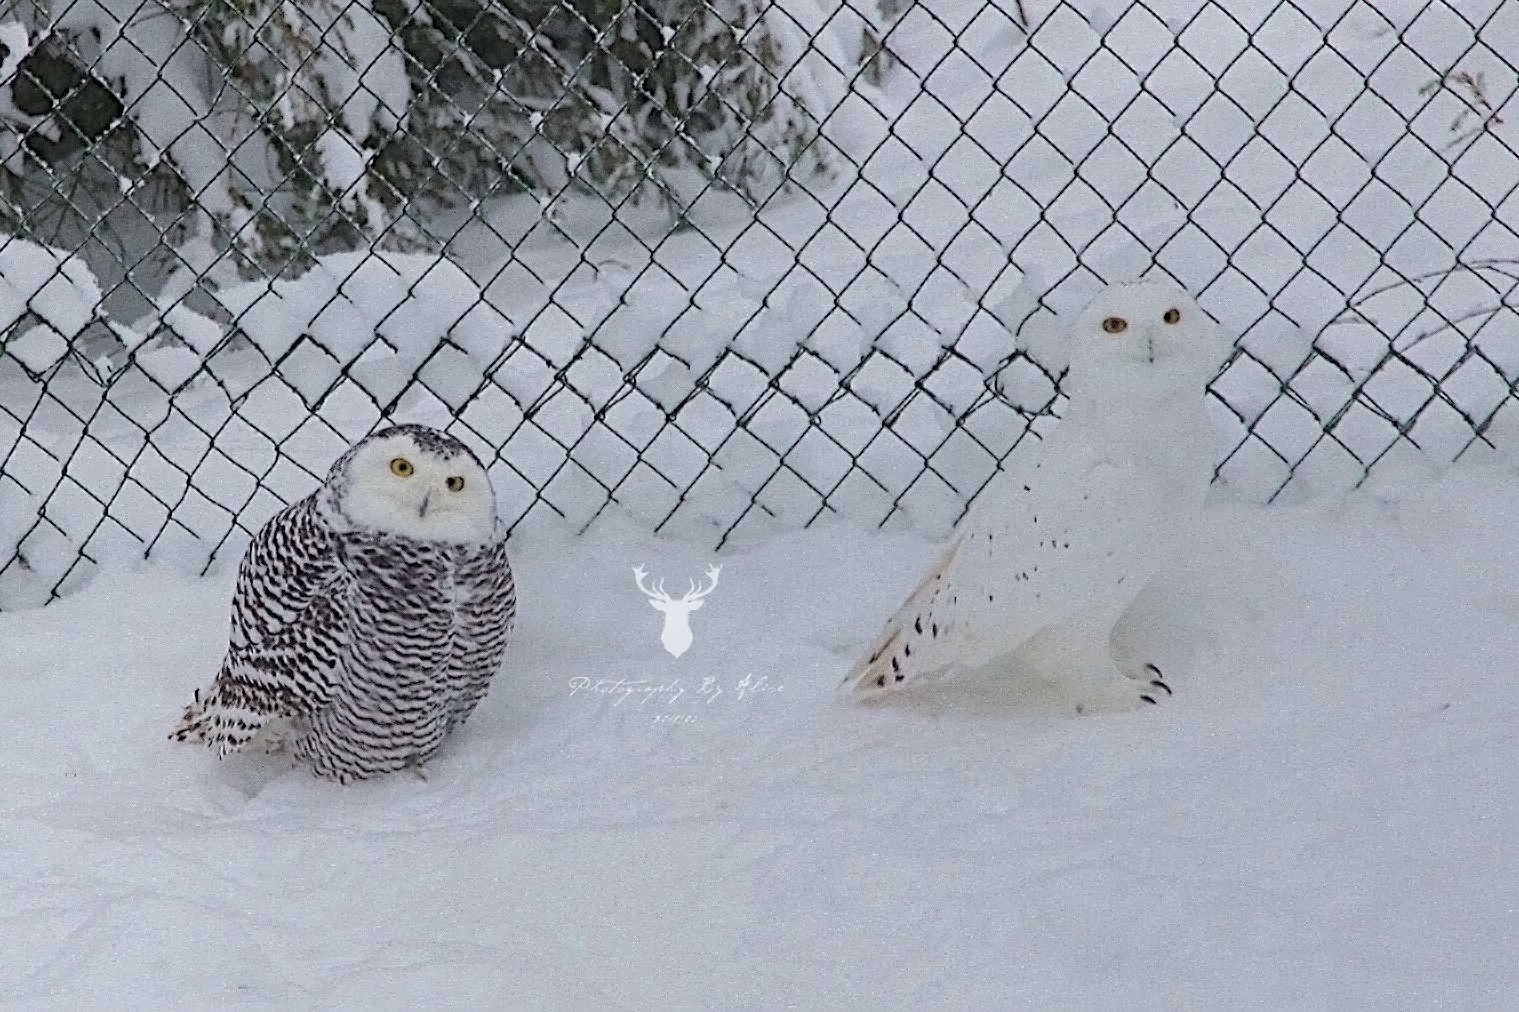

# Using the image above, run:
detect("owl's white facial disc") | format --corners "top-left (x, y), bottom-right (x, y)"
top-left (337, 430), bottom-right (496, 543)
top-left (1070, 279), bottom-right (1222, 390)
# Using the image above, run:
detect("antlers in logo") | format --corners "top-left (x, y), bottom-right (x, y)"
top-left (631, 564), bottom-right (721, 604)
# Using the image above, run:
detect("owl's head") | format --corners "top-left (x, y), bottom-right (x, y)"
top-left (1069, 279), bottom-right (1223, 394)
top-left (324, 425), bottom-right (497, 542)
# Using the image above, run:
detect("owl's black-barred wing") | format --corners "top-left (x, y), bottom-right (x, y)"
top-left (446, 532), bottom-right (517, 730)
top-left (172, 497), bottom-right (349, 755)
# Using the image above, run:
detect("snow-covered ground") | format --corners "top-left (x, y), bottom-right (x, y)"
top-left (2, 463), bottom-right (1515, 1005)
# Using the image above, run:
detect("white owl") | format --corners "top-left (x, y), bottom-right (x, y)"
top-left (172, 424), bottom-right (516, 782)
top-left (843, 279), bottom-right (1222, 712)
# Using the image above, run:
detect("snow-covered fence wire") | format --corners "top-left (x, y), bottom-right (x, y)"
top-left (0, 0), bottom-right (1514, 606)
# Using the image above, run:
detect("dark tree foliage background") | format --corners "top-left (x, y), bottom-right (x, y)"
top-left (0, 0), bottom-right (823, 308)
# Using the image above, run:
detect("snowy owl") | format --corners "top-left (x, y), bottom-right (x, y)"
top-left (843, 279), bottom-right (1222, 712)
top-left (172, 424), bottom-right (516, 782)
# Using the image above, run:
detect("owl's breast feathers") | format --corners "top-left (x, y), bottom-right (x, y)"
top-left (292, 520), bottom-right (515, 780)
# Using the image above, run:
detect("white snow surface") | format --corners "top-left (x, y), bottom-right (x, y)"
top-left (2, 465), bottom-right (1516, 1005)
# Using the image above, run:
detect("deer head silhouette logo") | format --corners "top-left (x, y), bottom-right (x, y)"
top-left (632, 564), bottom-right (721, 658)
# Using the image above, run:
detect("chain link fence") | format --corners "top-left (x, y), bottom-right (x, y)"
top-left (0, 0), bottom-right (1514, 607)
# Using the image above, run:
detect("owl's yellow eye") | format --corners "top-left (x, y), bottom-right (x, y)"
top-left (390, 457), bottom-right (414, 477)
top-left (446, 476), bottom-right (465, 492)
top-left (1102, 316), bottom-right (1128, 334)
top-left (1163, 307), bottom-right (1182, 324)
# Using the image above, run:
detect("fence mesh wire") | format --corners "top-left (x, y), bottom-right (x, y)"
top-left (0, 0), bottom-right (1515, 606)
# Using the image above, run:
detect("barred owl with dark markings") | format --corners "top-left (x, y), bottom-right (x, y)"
top-left (173, 424), bottom-right (516, 782)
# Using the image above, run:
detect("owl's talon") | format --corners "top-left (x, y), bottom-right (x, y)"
top-left (1141, 662), bottom-right (1172, 695)
top-left (1139, 694), bottom-right (1157, 704)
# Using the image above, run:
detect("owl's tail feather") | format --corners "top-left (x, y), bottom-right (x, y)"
top-left (842, 534), bottom-right (963, 697)
top-left (170, 688), bottom-right (211, 742)
top-left (169, 678), bottom-right (289, 757)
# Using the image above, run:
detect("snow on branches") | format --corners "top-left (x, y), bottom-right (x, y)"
top-left (0, 0), bottom-right (829, 284)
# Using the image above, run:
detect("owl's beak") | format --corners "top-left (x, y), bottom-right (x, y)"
top-left (418, 492), bottom-right (431, 518)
